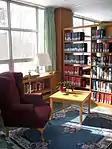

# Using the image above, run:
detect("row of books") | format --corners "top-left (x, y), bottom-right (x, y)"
top-left (92, 28), bottom-right (105, 39)
top-left (92, 42), bottom-right (112, 52)
top-left (65, 31), bottom-right (85, 41)
top-left (92, 55), bottom-right (112, 66)
top-left (64, 75), bottom-right (87, 88)
top-left (64, 66), bottom-right (83, 76)
top-left (91, 92), bottom-right (111, 104)
top-left (92, 67), bottom-right (112, 80)
top-left (64, 55), bottom-right (88, 65)
top-left (64, 43), bottom-right (87, 52)
top-left (24, 81), bottom-right (45, 93)
top-left (92, 80), bottom-right (112, 93)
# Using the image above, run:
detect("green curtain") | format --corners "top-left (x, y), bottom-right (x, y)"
top-left (44, 7), bottom-right (56, 72)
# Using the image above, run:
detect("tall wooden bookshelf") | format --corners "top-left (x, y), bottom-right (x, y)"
top-left (63, 22), bottom-right (112, 108)
top-left (63, 25), bottom-right (92, 91)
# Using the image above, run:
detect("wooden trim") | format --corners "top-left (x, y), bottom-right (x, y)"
top-left (64, 22), bottom-right (112, 31)
top-left (91, 100), bottom-right (112, 108)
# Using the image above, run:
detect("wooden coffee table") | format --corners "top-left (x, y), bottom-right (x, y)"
top-left (49, 90), bottom-right (91, 124)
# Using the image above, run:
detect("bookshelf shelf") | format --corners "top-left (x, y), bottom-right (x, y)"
top-left (92, 90), bottom-right (112, 95)
top-left (91, 100), bottom-right (112, 108)
top-left (92, 65), bottom-right (112, 68)
top-left (92, 38), bottom-right (112, 41)
top-left (64, 52), bottom-right (91, 55)
top-left (92, 78), bottom-right (112, 82)
top-left (92, 52), bottom-right (112, 55)
top-left (65, 74), bottom-right (90, 79)
top-left (36, 88), bottom-right (51, 94)
top-left (64, 40), bottom-right (91, 43)
top-left (64, 64), bottom-right (90, 66)
top-left (63, 22), bottom-right (112, 108)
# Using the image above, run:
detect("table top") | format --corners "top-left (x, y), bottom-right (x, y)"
top-left (50, 90), bottom-right (91, 103)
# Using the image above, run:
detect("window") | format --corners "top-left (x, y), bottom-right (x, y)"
top-left (0, 1), bottom-right (44, 75)
top-left (73, 17), bottom-right (82, 27)
top-left (84, 20), bottom-right (94, 26)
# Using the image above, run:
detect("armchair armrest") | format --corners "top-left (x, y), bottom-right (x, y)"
top-left (22, 93), bottom-right (47, 106)
top-left (11, 104), bottom-right (33, 112)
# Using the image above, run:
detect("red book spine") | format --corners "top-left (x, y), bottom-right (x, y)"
top-left (96, 92), bottom-right (100, 102)
top-left (100, 93), bottom-right (104, 103)
top-left (106, 94), bottom-right (111, 104)
top-left (104, 94), bottom-right (107, 104)
top-left (77, 66), bottom-right (80, 76)
top-left (79, 67), bottom-right (83, 76)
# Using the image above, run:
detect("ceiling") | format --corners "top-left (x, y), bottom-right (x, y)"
top-left (19, 0), bottom-right (112, 21)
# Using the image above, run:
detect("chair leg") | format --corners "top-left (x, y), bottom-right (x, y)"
top-left (5, 127), bottom-right (9, 137)
top-left (37, 128), bottom-right (44, 142)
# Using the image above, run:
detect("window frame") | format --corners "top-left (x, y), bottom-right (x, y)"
top-left (0, 0), bottom-right (44, 72)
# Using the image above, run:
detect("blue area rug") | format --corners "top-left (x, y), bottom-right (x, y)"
top-left (7, 106), bottom-right (112, 149)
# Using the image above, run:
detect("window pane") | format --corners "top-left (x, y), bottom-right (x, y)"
top-left (14, 61), bottom-right (36, 76)
top-left (84, 20), bottom-right (94, 26)
top-left (0, 1), bottom-right (8, 27)
top-left (12, 31), bottom-right (37, 59)
top-left (0, 64), bottom-right (9, 73)
top-left (10, 3), bottom-right (36, 30)
top-left (38, 9), bottom-right (44, 53)
top-left (73, 17), bottom-right (83, 32)
top-left (73, 17), bottom-right (82, 27)
top-left (0, 30), bottom-right (9, 60)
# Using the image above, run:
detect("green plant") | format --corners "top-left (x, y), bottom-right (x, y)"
top-left (56, 81), bottom-right (72, 91)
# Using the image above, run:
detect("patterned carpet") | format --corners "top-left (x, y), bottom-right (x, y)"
top-left (0, 104), bottom-right (112, 149)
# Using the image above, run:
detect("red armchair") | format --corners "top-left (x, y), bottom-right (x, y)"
top-left (0, 72), bottom-right (51, 141)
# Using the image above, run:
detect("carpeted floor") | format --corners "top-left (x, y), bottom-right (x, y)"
top-left (1, 104), bottom-right (112, 149)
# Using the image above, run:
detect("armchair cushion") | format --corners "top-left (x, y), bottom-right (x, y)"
top-left (34, 105), bottom-right (51, 121)
top-left (11, 104), bottom-right (34, 112)
top-left (13, 72), bottom-right (24, 102)
top-left (23, 93), bottom-right (47, 106)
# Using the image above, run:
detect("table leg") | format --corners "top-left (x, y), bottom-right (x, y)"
top-left (50, 98), bottom-right (53, 120)
top-left (88, 95), bottom-right (91, 115)
top-left (62, 100), bottom-right (65, 112)
top-left (80, 103), bottom-right (83, 125)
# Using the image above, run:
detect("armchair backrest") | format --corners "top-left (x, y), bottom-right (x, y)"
top-left (0, 72), bottom-right (20, 109)
top-left (13, 72), bottom-right (24, 102)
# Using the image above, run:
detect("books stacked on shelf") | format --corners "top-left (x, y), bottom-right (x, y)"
top-left (64, 65), bottom-right (90, 89)
top-left (64, 43), bottom-right (87, 52)
top-left (64, 31), bottom-right (85, 41)
top-left (24, 81), bottom-right (45, 93)
top-left (92, 26), bottom-right (105, 39)
top-left (92, 42), bottom-right (112, 53)
top-left (64, 75), bottom-right (87, 89)
top-left (64, 55), bottom-right (88, 64)
top-left (92, 67), bottom-right (112, 80)
top-left (91, 92), bottom-right (111, 104)
top-left (64, 65), bottom-right (83, 76)
top-left (92, 55), bottom-right (112, 66)
top-left (92, 80), bottom-right (112, 93)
